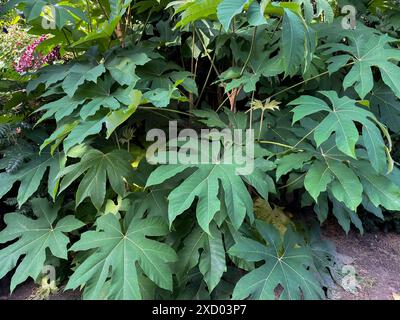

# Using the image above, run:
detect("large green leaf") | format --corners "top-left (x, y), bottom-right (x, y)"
top-left (355, 160), bottom-right (400, 211)
top-left (276, 151), bottom-right (313, 181)
top-left (27, 64), bottom-right (71, 93)
top-left (176, 225), bottom-right (207, 282)
top-left (331, 198), bottom-right (363, 233)
top-left (0, 198), bottom-right (83, 292)
top-left (66, 213), bottom-right (177, 300)
top-left (217, 0), bottom-right (249, 31)
top-left (106, 50), bottom-right (151, 86)
top-left (275, 141), bottom-right (398, 226)
top-left (62, 64), bottom-right (106, 97)
top-left (177, 224), bottom-right (226, 293)
top-left (229, 221), bottom-right (324, 300)
top-left (146, 156), bottom-right (274, 233)
top-left (281, 9), bottom-right (316, 76)
top-left (174, 0), bottom-right (221, 28)
top-left (323, 32), bottom-right (400, 99)
top-left (146, 110), bottom-right (275, 232)
top-left (62, 117), bottom-right (105, 153)
top-left (105, 89), bottom-right (143, 138)
top-left (282, 9), bottom-right (306, 76)
top-left (199, 223), bottom-right (227, 292)
top-left (304, 160), bottom-right (333, 202)
top-left (35, 96), bottom-right (86, 124)
top-left (369, 82), bottom-right (400, 133)
top-left (0, 152), bottom-right (66, 206)
top-left (289, 91), bottom-right (388, 167)
top-left (58, 148), bottom-right (133, 210)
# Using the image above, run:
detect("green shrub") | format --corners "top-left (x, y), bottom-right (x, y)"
top-left (0, 0), bottom-right (399, 300)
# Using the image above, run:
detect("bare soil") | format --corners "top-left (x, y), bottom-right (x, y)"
top-left (323, 223), bottom-right (400, 300)
top-left (1, 282), bottom-right (80, 300)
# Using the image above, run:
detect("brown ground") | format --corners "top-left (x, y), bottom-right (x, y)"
top-left (323, 224), bottom-right (400, 300)
top-left (3, 283), bottom-right (80, 300)
top-left (2, 224), bottom-right (400, 300)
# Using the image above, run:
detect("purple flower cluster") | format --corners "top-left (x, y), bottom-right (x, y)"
top-left (14, 35), bottom-right (60, 74)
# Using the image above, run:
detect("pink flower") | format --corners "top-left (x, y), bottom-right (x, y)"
top-left (14, 35), bottom-right (61, 74)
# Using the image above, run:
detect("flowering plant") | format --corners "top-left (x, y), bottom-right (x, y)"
top-left (0, 24), bottom-right (33, 77)
top-left (13, 35), bottom-right (60, 74)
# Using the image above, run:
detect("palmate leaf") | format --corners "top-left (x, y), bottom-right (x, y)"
top-left (39, 86), bottom-right (143, 153)
top-left (62, 64), bottom-right (106, 97)
top-left (127, 188), bottom-right (169, 218)
top-left (58, 148), bottom-right (133, 210)
top-left (323, 32), bottom-right (400, 99)
top-left (62, 117), bottom-right (107, 153)
top-left (305, 223), bottom-right (338, 291)
top-left (28, 61), bottom-right (105, 97)
top-left (0, 151), bottom-right (66, 206)
top-left (369, 81), bottom-right (400, 133)
top-left (305, 157), bottom-right (363, 211)
top-left (229, 221), bottom-right (324, 300)
top-left (35, 96), bottom-right (86, 125)
top-left (146, 157), bottom-right (275, 233)
top-left (36, 76), bottom-right (114, 125)
top-left (0, 198), bottom-right (84, 292)
top-left (146, 109), bottom-right (275, 232)
top-left (177, 224), bottom-right (226, 293)
top-left (331, 197), bottom-right (364, 233)
top-left (137, 60), bottom-right (198, 106)
top-left (276, 143), bottom-right (400, 228)
top-left (66, 213), bottom-right (177, 300)
top-left (106, 50), bottom-right (151, 86)
top-left (289, 91), bottom-right (388, 170)
top-left (27, 64), bottom-right (71, 93)
top-left (353, 160), bottom-right (400, 211)
top-left (198, 223), bottom-right (227, 293)
top-left (29, 63), bottom-right (105, 97)
top-left (275, 152), bottom-right (313, 181)
top-left (192, 107), bottom-right (250, 130)
top-left (105, 89), bottom-right (143, 138)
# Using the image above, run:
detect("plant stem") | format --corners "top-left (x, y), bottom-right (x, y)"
top-left (258, 140), bottom-right (297, 149)
top-left (216, 96), bottom-right (230, 112)
top-left (138, 106), bottom-right (193, 117)
top-left (190, 24), bottom-right (196, 110)
top-left (194, 26), bottom-right (222, 109)
top-left (264, 61), bottom-right (355, 102)
top-left (97, 0), bottom-right (109, 20)
top-left (195, 29), bottom-right (220, 76)
top-left (278, 173), bottom-right (306, 189)
top-left (136, 9), bottom-right (152, 45)
top-left (86, 0), bottom-right (93, 32)
top-left (61, 28), bottom-right (77, 59)
top-left (240, 26), bottom-right (257, 76)
top-left (114, 132), bottom-right (121, 149)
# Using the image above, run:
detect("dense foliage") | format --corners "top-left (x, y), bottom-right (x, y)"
top-left (0, 0), bottom-right (399, 300)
